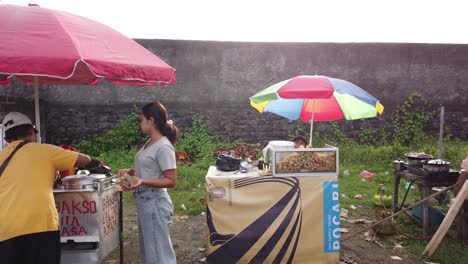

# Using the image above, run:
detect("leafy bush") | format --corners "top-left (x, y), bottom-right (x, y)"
top-left (393, 93), bottom-right (436, 146)
top-left (75, 107), bottom-right (144, 156)
top-left (96, 148), bottom-right (138, 173)
top-left (175, 116), bottom-right (219, 170)
top-left (288, 120), bottom-right (310, 141)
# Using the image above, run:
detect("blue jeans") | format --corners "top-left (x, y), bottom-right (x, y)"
top-left (134, 188), bottom-right (176, 264)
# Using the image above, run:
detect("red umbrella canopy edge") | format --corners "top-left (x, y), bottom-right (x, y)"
top-left (0, 4), bottom-right (175, 86)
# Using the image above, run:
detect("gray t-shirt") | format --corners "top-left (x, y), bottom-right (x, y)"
top-left (135, 136), bottom-right (176, 187)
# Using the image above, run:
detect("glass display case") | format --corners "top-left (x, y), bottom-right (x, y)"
top-left (272, 147), bottom-right (339, 176)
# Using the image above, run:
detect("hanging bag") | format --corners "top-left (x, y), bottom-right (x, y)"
top-left (0, 141), bottom-right (30, 177)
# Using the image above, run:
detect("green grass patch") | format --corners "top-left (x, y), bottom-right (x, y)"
top-left (75, 96), bottom-right (468, 263)
top-left (168, 165), bottom-right (207, 215)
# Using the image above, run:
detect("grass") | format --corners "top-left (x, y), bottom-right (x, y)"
top-left (100, 137), bottom-right (467, 264)
top-left (98, 149), bottom-right (208, 213)
top-left (336, 140), bottom-right (468, 264)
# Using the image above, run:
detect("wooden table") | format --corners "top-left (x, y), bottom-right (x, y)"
top-left (393, 169), bottom-right (459, 237)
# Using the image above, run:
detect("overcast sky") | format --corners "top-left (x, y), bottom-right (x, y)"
top-left (2, 0), bottom-right (468, 43)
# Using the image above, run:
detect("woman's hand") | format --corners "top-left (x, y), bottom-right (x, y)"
top-left (126, 178), bottom-right (143, 190)
top-left (117, 168), bottom-right (134, 178)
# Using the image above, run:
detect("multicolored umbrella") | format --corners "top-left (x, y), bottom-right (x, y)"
top-left (250, 75), bottom-right (384, 145)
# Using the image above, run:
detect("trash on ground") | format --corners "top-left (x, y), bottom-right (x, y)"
top-left (359, 170), bottom-right (376, 179)
top-left (394, 234), bottom-right (410, 241)
top-left (351, 218), bottom-right (372, 224)
top-left (405, 182), bottom-right (416, 190)
top-left (339, 228), bottom-right (350, 233)
top-left (340, 208), bottom-right (349, 219)
top-left (393, 243), bottom-right (403, 250)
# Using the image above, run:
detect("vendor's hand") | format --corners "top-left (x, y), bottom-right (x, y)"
top-left (55, 171), bottom-right (61, 182)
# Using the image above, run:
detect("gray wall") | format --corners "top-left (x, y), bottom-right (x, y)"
top-left (1, 40), bottom-right (467, 145)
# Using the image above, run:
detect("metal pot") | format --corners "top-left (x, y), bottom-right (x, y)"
top-left (393, 159), bottom-right (406, 171)
top-left (422, 159), bottom-right (450, 173)
top-left (405, 152), bottom-right (433, 167)
top-left (216, 154), bottom-right (241, 172)
top-left (61, 175), bottom-right (95, 190)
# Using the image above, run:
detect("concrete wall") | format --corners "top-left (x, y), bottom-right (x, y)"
top-left (1, 40), bottom-right (467, 145)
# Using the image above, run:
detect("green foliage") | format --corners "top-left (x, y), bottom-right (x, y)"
top-left (288, 120), bottom-right (310, 141)
top-left (96, 148), bottom-right (138, 173)
top-left (379, 128), bottom-right (389, 146)
top-left (77, 117), bottom-right (467, 263)
top-left (75, 106), bottom-right (144, 156)
top-left (357, 127), bottom-right (378, 145)
top-left (393, 93), bottom-right (436, 146)
top-left (330, 121), bottom-right (354, 145)
top-left (168, 165), bottom-right (207, 215)
top-left (175, 116), bottom-right (219, 170)
top-left (357, 127), bottom-right (390, 146)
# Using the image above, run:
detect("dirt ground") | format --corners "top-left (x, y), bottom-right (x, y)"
top-left (103, 204), bottom-right (425, 264)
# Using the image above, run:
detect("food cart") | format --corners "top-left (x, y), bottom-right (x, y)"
top-left (54, 174), bottom-right (120, 264)
top-left (0, 125), bottom-right (5, 150)
top-left (205, 147), bottom-right (340, 264)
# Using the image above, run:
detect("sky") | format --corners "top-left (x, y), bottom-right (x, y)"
top-left (2, 0), bottom-right (468, 44)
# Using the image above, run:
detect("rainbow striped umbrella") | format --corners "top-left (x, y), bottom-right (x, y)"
top-left (250, 75), bottom-right (384, 145)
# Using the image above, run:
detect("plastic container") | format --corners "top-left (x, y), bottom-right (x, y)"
top-left (411, 205), bottom-right (445, 226)
top-left (263, 141), bottom-right (295, 164)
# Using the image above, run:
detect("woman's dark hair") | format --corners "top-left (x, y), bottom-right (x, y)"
top-left (141, 101), bottom-right (179, 145)
top-left (4, 124), bottom-right (35, 141)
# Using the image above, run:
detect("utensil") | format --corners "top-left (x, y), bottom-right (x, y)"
top-left (422, 159), bottom-right (450, 173)
top-left (393, 159), bottom-right (405, 171)
top-left (405, 152), bottom-right (433, 167)
top-left (61, 175), bottom-right (95, 190)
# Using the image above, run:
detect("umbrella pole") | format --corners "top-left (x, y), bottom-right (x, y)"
top-left (438, 106), bottom-right (445, 159)
top-left (34, 76), bottom-right (41, 143)
top-left (309, 100), bottom-right (315, 146)
top-left (119, 191), bottom-right (124, 264)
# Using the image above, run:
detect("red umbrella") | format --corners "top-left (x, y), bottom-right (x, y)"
top-left (0, 4), bottom-right (176, 141)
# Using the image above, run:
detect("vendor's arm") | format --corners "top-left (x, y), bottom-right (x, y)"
top-left (75, 153), bottom-right (91, 167)
top-left (49, 144), bottom-right (91, 171)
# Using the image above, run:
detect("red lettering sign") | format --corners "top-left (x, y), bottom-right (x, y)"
top-left (56, 199), bottom-right (98, 237)
top-left (102, 192), bottom-right (118, 237)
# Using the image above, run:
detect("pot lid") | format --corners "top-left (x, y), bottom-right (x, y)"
top-left (61, 174), bottom-right (109, 185)
top-left (405, 152), bottom-right (433, 159)
top-left (427, 159), bottom-right (450, 165)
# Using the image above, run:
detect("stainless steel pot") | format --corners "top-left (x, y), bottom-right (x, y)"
top-left (61, 175), bottom-right (95, 190)
top-left (422, 159), bottom-right (450, 173)
top-left (393, 159), bottom-right (405, 171)
top-left (405, 153), bottom-right (433, 167)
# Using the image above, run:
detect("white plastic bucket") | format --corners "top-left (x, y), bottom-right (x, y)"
top-left (263, 140), bottom-right (294, 164)
top-left (269, 140), bottom-right (294, 149)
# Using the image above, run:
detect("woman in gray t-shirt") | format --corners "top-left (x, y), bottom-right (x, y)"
top-left (118, 101), bottom-right (179, 264)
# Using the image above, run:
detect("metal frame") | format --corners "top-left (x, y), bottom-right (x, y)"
top-left (272, 147), bottom-right (339, 177)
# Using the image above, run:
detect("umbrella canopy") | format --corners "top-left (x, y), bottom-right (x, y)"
top-left (0, 4), bottom-right (176, 141)
top-left (0, 4), bottom-right (175, 85)
top-left (250, 75), bottom-right (384, 145)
